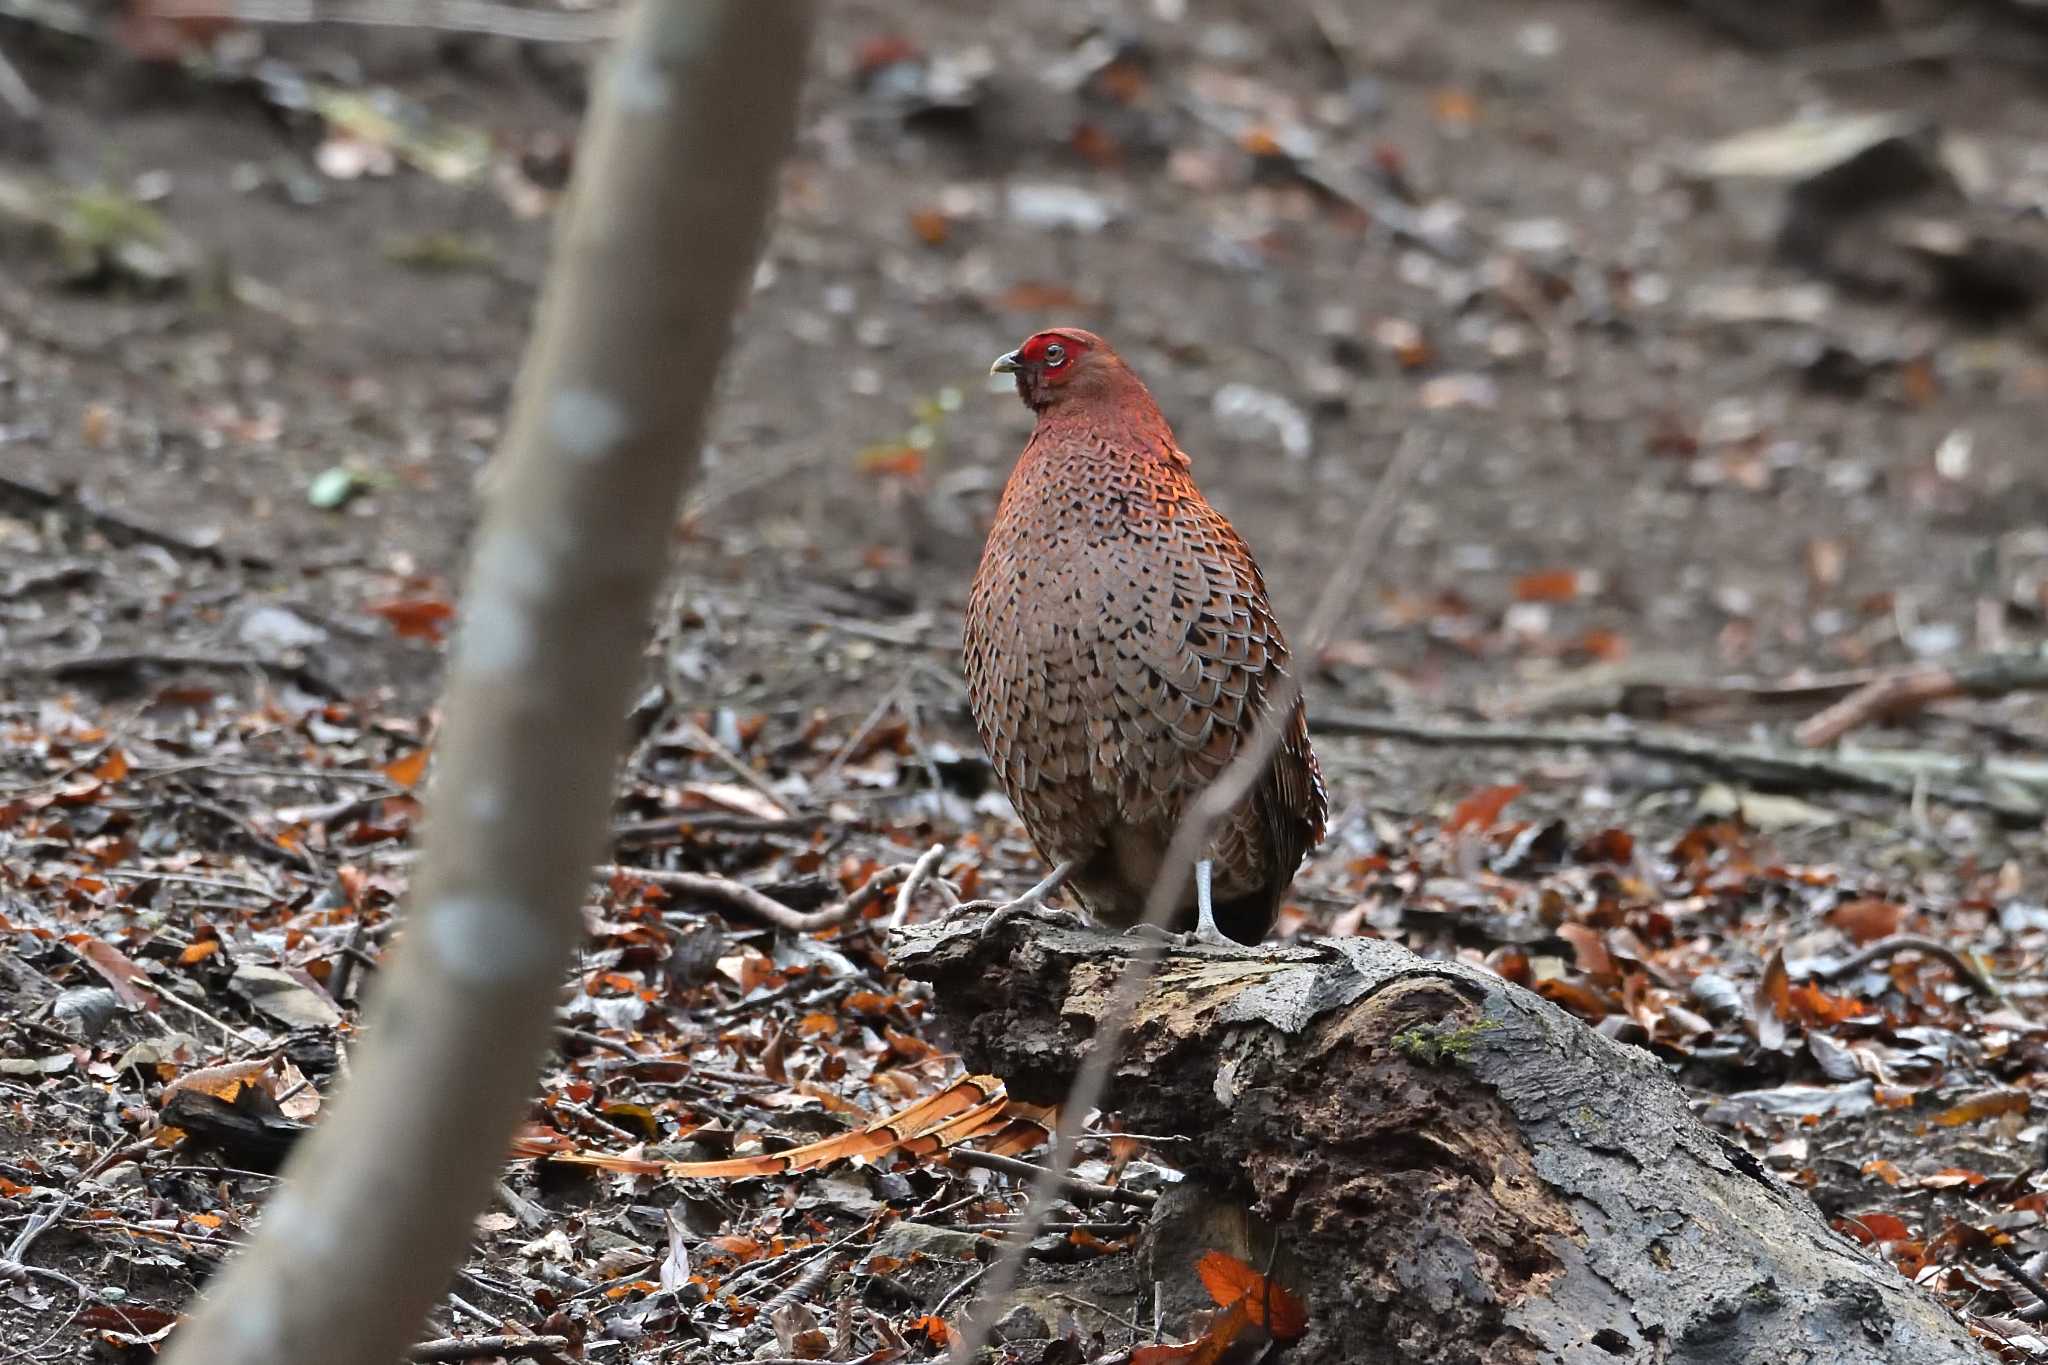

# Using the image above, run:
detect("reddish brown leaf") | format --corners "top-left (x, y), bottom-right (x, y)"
top-left (1431, 86), bottom-right (1478, 127)
top-left (1446, 784), bottom-right (1524, 834)
top-left (1837, 1211), bottom-right (1911, 1245)
top-left (884, 1026), bottom-right (934, 1062)
top-left (1556, 923), bottom-right (1616, 980)
top-left (381, 748), bottom-right (430, 789)
top-left (708, 1235), bottom-right (765, 1262)
top-left (906, 1315), bottom-right (951, 1348)
top-left (1786, 981), bottom-right (1865, 1027)
top-left (1572, 628), bottom-right (1629, 662)
top-left (1196, 1250), bottom-right (1262, 1307)
top-left (1131, 1345), bottom-right (1203, 1365)
top-left (1827, 898), bottom-right (1903, 945)
top-left (77, 1305), bottom-right (180, 1334)
top-left (1752, 948), bottom-right (1791, 1050)
top-left (997, 281), bottom-right (1088, 313)
top-left (69, 935), bottom-right (153, 1009)
top-left (1932, 1090), bottom-right (2028, 1127)
top-left (1195, 1250), bottom-right (1307, 1339)
top-left (857, 446), bottom-right (924, 479)
top-left (1070, 122), bottom-right (1122, 166)
top-left (1533, 977), bottom-right (1610, 1021)
top-left (366, 596), bottom-right (456, 641)
top-left (161, 1059), bottom-right (268, 1104)
top-left (1576, 828), bottom-right (1634, 863)
top-left (1513, 568), bottom-right (1589, 603)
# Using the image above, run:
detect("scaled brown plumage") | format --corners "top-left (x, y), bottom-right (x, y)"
top-left (963, 328), bottom-right (1326, 945)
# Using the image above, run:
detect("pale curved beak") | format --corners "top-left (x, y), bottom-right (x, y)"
top-left (990, 350), bottom-right (1023, 375)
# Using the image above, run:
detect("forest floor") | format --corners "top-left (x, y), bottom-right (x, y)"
top-left (3, 0), bottom-right (2048, 1360)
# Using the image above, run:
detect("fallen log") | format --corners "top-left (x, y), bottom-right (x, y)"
top-left (893, 919), bottom-right (1986, 1364)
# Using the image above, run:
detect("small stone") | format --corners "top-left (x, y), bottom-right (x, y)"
top-left (869, 1220), bottom-right (983, 1264)
top-left (1211, 383), bottom-right (1312, 459)
top-left (52, 986), bottom-right (124, 1041)
top-left (238, 605), bottom-right (329, 653)
top-left (992, 1304), bottom-right (1050, 1342)
top-left (1006, 183), bottom-right (1118, 233)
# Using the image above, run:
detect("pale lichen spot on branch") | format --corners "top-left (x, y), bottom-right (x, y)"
top-left (547, 387), bottom-right (631, 462)
top-left (455, 527), bottom-right (557, 679)
top-left (456, 586), bottom-right (536, 678)
top-left (257, 1187), bottom-right (341, 1267)
top-left (421, 893), bottom-right (559, 986)
top-left (607, 50), bottom-right (672, 114)
top-left (213, 1266), bottom-right (286, 1358)
top-left (467, 783), bottom-right (507, 827)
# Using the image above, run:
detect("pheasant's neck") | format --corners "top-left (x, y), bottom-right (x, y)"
top-left (1023, 397), bottom-right (1187, 479)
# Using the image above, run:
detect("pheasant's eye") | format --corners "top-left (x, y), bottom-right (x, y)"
top-left (1043, 343), bottom-right (1068, 368)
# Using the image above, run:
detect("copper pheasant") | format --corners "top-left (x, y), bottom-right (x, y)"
top-left (963, 327), bottom-right (1326, 945)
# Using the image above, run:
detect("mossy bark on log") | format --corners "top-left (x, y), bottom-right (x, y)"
top-left (892, 921), bottom-right (1986, 1365)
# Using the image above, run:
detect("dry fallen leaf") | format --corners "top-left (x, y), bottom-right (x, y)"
top-left (1446, 784), bottom-right (1525, 834)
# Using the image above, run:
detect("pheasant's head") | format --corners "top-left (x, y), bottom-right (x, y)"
top-left (991, 328), bottom-right (1138, 415)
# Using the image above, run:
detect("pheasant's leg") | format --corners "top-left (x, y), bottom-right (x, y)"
top-left (1130, 859), bottom-right (1231, 948)
top-left (1191, 858), bottom-right (1235, 947)
top-left (945, 860), bottom-right (1083, 936)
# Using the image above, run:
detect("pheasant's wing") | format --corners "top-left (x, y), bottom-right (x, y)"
top-left (1090, 485), bottom-right (1324, 886)
top-left (964, 499), bottom-right (1116, 871)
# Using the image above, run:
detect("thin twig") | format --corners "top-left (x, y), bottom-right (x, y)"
top-left (1315, 711), bottom-right (2048, 825)
top-left (887, 843), bottom-right (947, 930)
top-left (1991, 1246), bottom-right (2048, 1317)
top-left (149, 0), bottom-right (615, 42)
top-left (1496, 661), bottom-right (1899, 721)
top-left (676, 716), bottom-right (794, 818)
top-left (130, 976), bottom-right (269, 1048)
top-left (1795, 648), bottom-right (2048, 748)
top-left (945, 1149), bottom-right (1156, 1209)
top-left (944, 432), bottom-right (1430, 1365)
top-left (613, 812), bottom-right (825, 841)
top-left (4, 1140), bottom-right (151, 1267)
top-left (931, 1265), bottom-right (986, 1320)
top-left (815, 676), bottom-right (909, 793)
top-left (1810, 934), bottom-right (2012, 1009)
top-left (553, 1026), bottom-right (646, 1063)
top-left (327, 920), bottom-right (374, 1007)
top-left (605, 860), bottom-right (914, 935)
top-left (407, 1335), bottom-right (571, 1363)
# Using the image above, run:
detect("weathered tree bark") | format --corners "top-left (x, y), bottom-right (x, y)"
top-left (159, 6), bottom-right (815, 1365)
top-left (894, 920), bottom-right (1987, 1365)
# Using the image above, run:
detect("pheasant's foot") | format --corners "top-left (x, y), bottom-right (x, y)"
top-left (941, 861), bottom-right (1081, 938)
top-left (978, 900), bottom-right (1087, 937)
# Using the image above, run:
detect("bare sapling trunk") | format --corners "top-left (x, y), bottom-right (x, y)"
top-left (160, 5), bottom-right (817, 1363)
